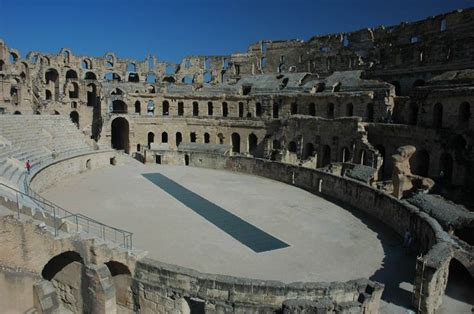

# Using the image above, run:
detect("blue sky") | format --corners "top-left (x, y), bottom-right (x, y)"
top-left (0, 0), bottom-right (472, 63)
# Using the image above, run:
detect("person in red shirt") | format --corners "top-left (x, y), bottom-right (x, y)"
top-left (25, 160), bottom-right (31, 174)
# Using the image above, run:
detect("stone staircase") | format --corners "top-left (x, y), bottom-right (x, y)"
top-left (0, 115), bottom-right (96, 188)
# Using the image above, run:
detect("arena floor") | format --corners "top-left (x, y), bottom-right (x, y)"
top-left (42, 158), bottom-right (390, 283)
top-left (42, 158), bottom-right (437, 312)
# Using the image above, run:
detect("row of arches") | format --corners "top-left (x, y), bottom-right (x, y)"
top-left (282, 141), bottom-right (366, 168)
top-left (40, 250), bottom-right (131, 311)
top-left (408, 101), bottom-right (471, 128)
top-left (110, 118), bottom-right (260, 156)
top-left (277, 102), bottom-right (375, 121)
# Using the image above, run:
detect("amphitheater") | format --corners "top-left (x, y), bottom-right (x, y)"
top-left (0, 7), bottom-right (473, 314)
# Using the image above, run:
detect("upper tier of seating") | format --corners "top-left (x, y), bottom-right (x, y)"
top-left (0, 115), bottom-right (96, 187)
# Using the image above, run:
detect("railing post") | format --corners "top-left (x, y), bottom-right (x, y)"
top-left (76, 215), bottom-right (79, 232)
top-left (16, 192), bottom-right (20, 219)
top-left (53, 207), bottom-right (57, 237)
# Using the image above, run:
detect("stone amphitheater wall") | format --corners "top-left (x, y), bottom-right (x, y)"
top-left (29, 150), bottom-right (118, 192)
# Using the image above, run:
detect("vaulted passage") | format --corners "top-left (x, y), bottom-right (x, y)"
top-left (111, 117), bottom-right (130, 153)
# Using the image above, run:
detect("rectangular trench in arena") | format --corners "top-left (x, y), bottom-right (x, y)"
top-left (142, 173), bottom-right (289, 253)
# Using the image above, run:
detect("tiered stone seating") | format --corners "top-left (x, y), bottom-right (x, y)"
top-left (0, 115), bottom-right (95, 187)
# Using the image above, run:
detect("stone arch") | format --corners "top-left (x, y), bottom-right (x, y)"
top-left (304, 142), bottom-right (314, 159)
top-left (162, 132), bottom-right (168, 143)
top-left (291, 103), bottom-right (298, 115)
top-left (68, 81), bottom-right (79, 98)
top-left (359, 149), bottom-right (367, 165)
top-left (273, 103), bottom-right (279, 118)
top-left (238, 102), bottom-right (244, 117)
top-left (433, 103), bottom-right (443, 128)
top-left (255, 102), bottom-right (262, 117)
top-left (222, 102), bottom-right (228, 117)
top-left (319, 145), bottom-right (331, 167)
top-left (112, 100), bottom-right (127, 113)
top-left (442, 258), bottom-right (474, 311)
top-left (409, 102), bottom-right (419, 125)
top-left (345, 103), bottom-right (354, 117)
top-left (390, 81), bottom-right (401, 96)
top-left (231, 133), bottom-right (240, 153)
top-left (135, 101), bottom-right (141, 114)
top-left (111, 117), bottom-right (130, 153)
top-left (84, 71), bottom-right (97, 80)
top-left (206, 101), bottom-right (213, 116)
top-left (176, 132), bottom-right (182, 147)
top-left (366, 103), bottom-right (374, 122)
top-left (217, 133), bottom-right (224, 145)
top-left (86, 83), bottom-right (97, 107)
top-left (65, 69), bottom-right (78, 79)
top-left (70, 111), bottom-right (79, 128)
top-left (193, 101), bottom-right (199, 116)
top-left (327, 103), bottom-right (335, 119)
top-left (104, 260), bottom-right (133, 308)
top-left (288, 141), bottom-right (297, 153)
top-left (248, 133), bottom-right (258, 155)
top-left (162, 100), bottom-right (170, 116)
top-left (308, 103), bottom-right (316, 116)
top-left (41, 251), bottom-right (84, 281)
top-left (128, 72), bottom-right (139, 82)
top-left (148, 132), bottom-right (155, 148)
top-left (411, 149), bottom-right (430, 177)
top-left (439, 152), bottom-right (453, 183)
top-left (458, 102), bottom-right (470, 127)
top-left (374, 144), bottom-right (386, 178)
top-left (45, 68), bottom-right (59, 100)
top-left (340, 147), bottom-right (351, 162)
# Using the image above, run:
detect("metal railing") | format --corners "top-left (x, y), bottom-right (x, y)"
top-left (0, 182), bottom-right (133, 249)
top-left (0, 147), bottom-right (133, 249)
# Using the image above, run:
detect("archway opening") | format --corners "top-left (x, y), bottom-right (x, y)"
top-left (148, 132), bottom-right (155, 148)
top-left (441, 259), bottom-right (474, 312)
top-left (111, 117), bottom-right (130, 153)
top-left (366, 103), bottom-right (374, 122)
top-left (411, 149), bottom-right (430, 177)
top-left (41, 251), bottom-right (83, 281)
top-left (341, 147), bottom-right (350, 162)
top-left (176, 132), bottom-right (182, 147)
top-left (327, 103), bottom-right (335, 119)
top-left (288, 141), bottom-right (297, 153)
top-left (70, 111), bottom-right (79, 128)
top-left (409, 103), bottom-right (419, 125)
top-left (458, 102), bottom-right (470, 127)
top-left (248, 133), bottom-right (257, 155)
top-left (320, 145), bottom-right (331, 167)
top-left (135, 101), bottom-right (141, 114)
top-left (346, 103), bottom-right (354, 117)
top-left (308, 103), bottom-right (316, 116)
top-left (162, 132), bottom-right (168, 143)
top-left (112, 100), bottom-right (127, 113)
top-left (304, 143), bottom-right (314, 159)
top-left (105, 261), bottom-right (132, 309)
top-left (439, 153), bottom-right (453, 183)
top-left (231, 133), bottom-right (240, 153)
top-left (433, 103), bottom-right (443, 128)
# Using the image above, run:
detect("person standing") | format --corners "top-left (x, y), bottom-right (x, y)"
top-left (25, 160), bottom-right (31, 174)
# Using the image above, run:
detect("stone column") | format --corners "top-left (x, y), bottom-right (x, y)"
top-left (85, 264), bottom-right (117, 314)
